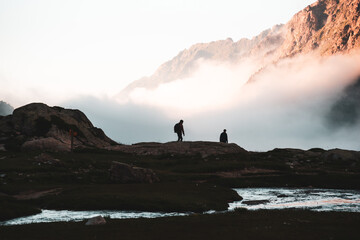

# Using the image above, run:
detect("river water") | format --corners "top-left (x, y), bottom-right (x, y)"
top-left (229, 188), bottom-right (360, 212)
top-left (2, 210), bottom-right (188, 226)
top-left (2, 188), bottom-right (360, 226)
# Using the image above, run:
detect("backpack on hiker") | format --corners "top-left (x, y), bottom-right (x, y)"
top-left (174, 123), bottom-right (179, 133)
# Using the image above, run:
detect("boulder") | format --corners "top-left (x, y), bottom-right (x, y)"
top-left (109, 161), bottom-right (160, 183)
top-left (0, 103), bottom-right (118, 151)
top-left (85, 216), bottom-right (106, 226)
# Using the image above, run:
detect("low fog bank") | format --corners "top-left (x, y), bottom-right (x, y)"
top-left (63, 96), bottom-right (174, 144)
top-left (64, 92), bottom-right (360, 151)
top-left (64, 53), bottom-right (360, 151)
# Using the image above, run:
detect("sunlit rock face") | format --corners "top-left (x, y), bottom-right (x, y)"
top-left (0, 103), bottom-right (117, 151)
top-left (279, 0), bottom-right (360, 57)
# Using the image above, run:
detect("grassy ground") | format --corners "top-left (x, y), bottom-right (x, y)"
top-left (1, 210), bottom-right (360, 240)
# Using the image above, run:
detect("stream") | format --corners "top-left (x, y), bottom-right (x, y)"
top-left (2, 188), bottom-right (360, 226)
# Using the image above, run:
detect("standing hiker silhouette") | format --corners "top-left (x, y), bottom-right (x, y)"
top-left (220, 129), bottom-right (228, 143)
top-left (174, 120), bottom-right (185, 142)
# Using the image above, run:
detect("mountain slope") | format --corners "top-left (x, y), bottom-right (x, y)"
top-left (117, 25), bottom-right (285, 101)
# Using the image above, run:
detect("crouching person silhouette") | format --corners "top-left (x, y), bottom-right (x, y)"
top-left (174, 120), bottom-right (185, 142)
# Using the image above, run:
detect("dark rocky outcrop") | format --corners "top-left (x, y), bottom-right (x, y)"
top-left (0, 103), bottom-right (117, 151)
top-left (109, 161), bottom-right (160, 183)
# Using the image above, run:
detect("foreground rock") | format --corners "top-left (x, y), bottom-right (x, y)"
top-left (85, 216), bottom-right (106, 226)
top-left (0, 103), bottom-right (117, 151)
top-left (109, 141), bottom-right (247, 158)
top-left (109, 161), bottom-right (160, 183)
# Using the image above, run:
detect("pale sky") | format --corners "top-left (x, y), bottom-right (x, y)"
top-left (0, 0), bottom-right (316, 107)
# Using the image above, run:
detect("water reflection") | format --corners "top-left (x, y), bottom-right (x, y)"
top-left (229, 188), bottom-right (360, 212)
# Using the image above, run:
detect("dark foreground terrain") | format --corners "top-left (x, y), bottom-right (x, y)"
top-left (0, 142), bottom-right (359, 239)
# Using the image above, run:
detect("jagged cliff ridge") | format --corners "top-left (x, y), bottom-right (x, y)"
top-left (280, 0), bottom-right (360, 57)
top-left (0, 103), bottom-right (117, 151)
top-left (117, 0), bottom-right (360, 100)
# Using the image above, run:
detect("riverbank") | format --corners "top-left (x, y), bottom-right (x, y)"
top-left (1, 210), bottom-right (360, 240)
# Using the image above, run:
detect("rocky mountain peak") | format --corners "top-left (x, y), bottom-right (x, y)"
top-left (279, 0), bottom-right (360, 57)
